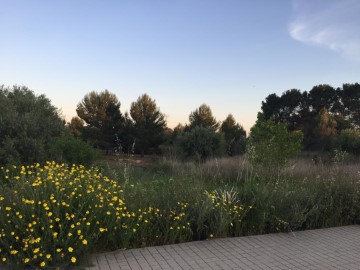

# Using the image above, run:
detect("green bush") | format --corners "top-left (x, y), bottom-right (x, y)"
top-left (248, 118), bottom-right (303, 173)
top-left (0, 85), bottom-right (66, 165)
top-left (177, 127), bottom-right (219, 160)
top-left (50, 136), bottom-right (99, 166)
top-left (0, 163), bottom-right (128, 268)
top-left (339, 128), bottom-right (360, 155)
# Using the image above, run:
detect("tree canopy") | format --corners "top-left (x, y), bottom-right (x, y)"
top-left (188, 104), bottom-right (219, 131)
top-left (130, 94), bottom-right (167, 155)
top-left (260, 83), bottom-right (360, 150)
top-left (0, 85), bottom-right (66, 165)
top-left (220, 114), bottom-right (246, 156)
top-left (76, 90), bottom-right (123, 153)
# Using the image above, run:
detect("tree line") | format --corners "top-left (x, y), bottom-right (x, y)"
top-left (0, 82), bottom-right (359, 166)
top-left (70, 91), bottom-right (246, 159)
top-left (260, 83), bottom-right (360, 154)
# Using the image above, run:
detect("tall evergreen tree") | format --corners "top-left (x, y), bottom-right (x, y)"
top-left (188, 104), bottom-right (219, 131)
top-left (220, 114), bottom-right (246, 156)
top-left (76, 90), bottom-right (123, 153)
top-left (130, 94), bottom-right (166, 156)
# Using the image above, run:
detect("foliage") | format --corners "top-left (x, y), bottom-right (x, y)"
top-left (2, 156), bottom-right (360, 268)
top-left (0, 163), bottom-right (195, 268)
top-left (50, 136), bottom-right (99, 166)
top-left (342, 83), bottom-right (360, 127)
top-left (177, 126), bottom-right (219, 160)
top-left (260, 83), bottom-right (360, 151)
top-left (76, 90), bottom-right (123, 153)
top-left (67, 116), bottom-right (84, 138)
top-left (130, 94), bottom-right (167, 155)
top-left (313, 108), bottom-right (338, 151)
top-left (187, 104), bottom-right (219, 131)
top-left (190, 189), bottom-right (249, 239)
top-left (261, 89), bottom-right (304, 131)
top-left (107, 156), bottom-right (360, 236)
top-left (338, 128), bottom-right (360, 155)
top-left (0, 85), bottom-right (65, 165)
top-left (0, 163), bottom-right (127, 268)
top-left (248, 118), bottom-right (303, 172)
top-left (220, 114), bottom-right (246, 156)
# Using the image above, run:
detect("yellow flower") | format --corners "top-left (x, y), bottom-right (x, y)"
top-left (68, 247), bottom-right (73, 253)
top-left (10, 250), bottom-right (18, 255)
top-left (71, 257), bottom-right (76, 263)
top-left (46, 254), bottom-right (51, 259)
top-left (24, 258), bottom-right (30, 263)
top-left (40, 261), bottom-right (46, 267)
top-left (56, 248), bottom-right (62, 253)
top-left (82, 239), bottom-right (87, 245)
top-left (2, 258), bottom-right (6, 262)
top-left (33, 248), bottom-right (40, 254)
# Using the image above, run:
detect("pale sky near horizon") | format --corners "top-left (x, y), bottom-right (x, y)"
top-left (1, 0), bottom-right (360, 132)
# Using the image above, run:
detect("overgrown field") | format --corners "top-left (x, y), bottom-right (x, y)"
top-left (1, 156), bottom-right (360, 269)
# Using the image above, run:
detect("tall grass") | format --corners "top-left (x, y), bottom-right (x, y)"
top-left (102, 155), bottom-right (360, 235)
top-left (1, 155), bottom-right (359, 269)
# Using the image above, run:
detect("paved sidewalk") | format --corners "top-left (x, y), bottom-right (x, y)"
top-left (84, 225), bottom-right (360, 270)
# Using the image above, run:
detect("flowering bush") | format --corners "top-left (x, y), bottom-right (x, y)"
top-left (0, 162), bottom-right (128, 268)
top-left (0, 162), bottom-right (200, 268)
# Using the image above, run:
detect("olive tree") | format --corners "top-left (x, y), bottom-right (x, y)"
top-left (0, 85), bottom-right (66, 165)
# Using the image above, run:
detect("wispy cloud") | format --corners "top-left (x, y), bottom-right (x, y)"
top-left (289, 0), bottom-right (360, 61)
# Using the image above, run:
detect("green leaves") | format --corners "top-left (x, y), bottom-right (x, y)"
top-left (76, 90), bottom-right (123, 152)
top-left (130, 94), bottom-right (166, 155)
top-left (248, 119), bottom-right (303, 172)
top-left (220, 114), bottom-right (246, 156)
top-left (0, 86), bottom-right (66, 165)
top-left (188, 104), bottom-right (219, 131)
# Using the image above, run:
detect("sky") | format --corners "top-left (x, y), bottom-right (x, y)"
top-left (1, 0), bottom-right (359, 132)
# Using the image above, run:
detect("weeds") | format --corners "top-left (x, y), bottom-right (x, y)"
top-left (0, 155), bottom-right (359, 269)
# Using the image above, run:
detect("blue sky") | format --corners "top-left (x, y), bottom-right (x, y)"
top-left (1, 0), bottom-right (359, 132)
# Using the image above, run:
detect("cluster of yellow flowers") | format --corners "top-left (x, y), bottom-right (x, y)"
top-left (0, 162), bottom-right (195, 268)
top-left (0, 162), bottom-right (129, 268)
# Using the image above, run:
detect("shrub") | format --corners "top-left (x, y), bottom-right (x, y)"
top-left (0, 162), bottom-right (127, 268)
top-left (0, 86), bottom-right (65, 165)
top-left (189, 189), bottom-right (249, 239)
top-left (248, 118), bottom-right (303, 173)
top-left (338, 128), bottom-right (360, 155)
top-left (50, 136), bottom-right (99, 166)
top-left (177, 127), bottom-right (219, 160)
top-left (0, 162), bottom-right (199, 268)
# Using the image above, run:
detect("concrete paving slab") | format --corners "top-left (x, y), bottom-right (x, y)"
top-left (83, 225), bottom-right (360, 270)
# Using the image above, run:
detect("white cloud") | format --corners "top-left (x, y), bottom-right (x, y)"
top-left (289, 0), bottom-right (360, 61)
